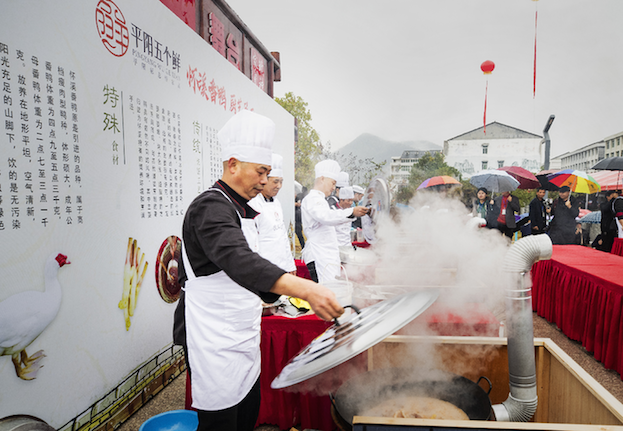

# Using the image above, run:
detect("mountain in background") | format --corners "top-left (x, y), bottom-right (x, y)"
top-left (334, 133), bottom-right (441, 166)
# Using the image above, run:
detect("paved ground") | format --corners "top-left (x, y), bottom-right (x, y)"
top-left (118, 313), bottom-right (623, 431)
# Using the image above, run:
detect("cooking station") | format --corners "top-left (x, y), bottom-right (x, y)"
top-left (347, 335), bottom-right (623, 430)
top-left (267, 179), bottom-right (623, 430)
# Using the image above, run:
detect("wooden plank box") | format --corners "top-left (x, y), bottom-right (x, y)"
top-left (353, 336), bottom-right (623, 430)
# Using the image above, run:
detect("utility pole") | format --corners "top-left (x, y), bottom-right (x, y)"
top-left (543, 115), bottom-right (555, 170)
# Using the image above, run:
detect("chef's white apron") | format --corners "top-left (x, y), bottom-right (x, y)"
top-left (249, 195), bottom-right (296, 272)
top-left (182, 188), bottom-right (262, 411)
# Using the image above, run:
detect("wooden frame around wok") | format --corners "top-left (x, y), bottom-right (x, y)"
top-left (353, 336), bottom-right (623, 430)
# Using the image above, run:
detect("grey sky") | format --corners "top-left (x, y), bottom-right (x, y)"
top-left (227, 0), bottom-right (623, 158)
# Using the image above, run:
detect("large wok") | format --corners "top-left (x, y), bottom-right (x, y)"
top-left (331, 367), bottom-right (492, 428)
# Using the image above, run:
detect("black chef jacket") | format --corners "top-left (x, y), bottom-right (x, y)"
top-left (173, 180), bottom-right (284, 346)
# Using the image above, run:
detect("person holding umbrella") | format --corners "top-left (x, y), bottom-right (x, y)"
top-left (472, 187), bottom-right (493, 226)
top-left (549, 186), bottom-right (580, 245)
top-left (489, 190), bottom-right (520, 238)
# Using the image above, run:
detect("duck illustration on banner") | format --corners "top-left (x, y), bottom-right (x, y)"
top-left (0, 253), bottom-right (70, 380)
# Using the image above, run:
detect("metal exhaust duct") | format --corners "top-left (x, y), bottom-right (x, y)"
top-left (492, 234), bottom-right (552, 422)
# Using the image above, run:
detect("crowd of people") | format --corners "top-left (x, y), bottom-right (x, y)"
top-left (471, 185), bottom-right (623, 250)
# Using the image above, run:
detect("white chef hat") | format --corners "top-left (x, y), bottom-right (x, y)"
top-left (314, 160), bottom-right (341, 180)
top-left (339, 186), bottom-right (354, 200)
top-left (352, 185), bottom-right (365, 194)
top-left (218, 110), bottom-right (274, 166)
top-left (268, 153), bottom-right (283, 178)
top-left (336, 172), bottom-right (349, 188)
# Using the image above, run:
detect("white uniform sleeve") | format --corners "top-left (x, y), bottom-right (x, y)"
top-left (303, 192), bottom-right (353, 226)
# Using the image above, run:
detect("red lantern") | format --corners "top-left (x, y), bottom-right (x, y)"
top-left (480, 61), bottom-right (495, 134)
top-left (481, 60), bottom-right (495, 74)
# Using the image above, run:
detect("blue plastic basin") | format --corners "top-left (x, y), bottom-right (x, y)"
top-left (138, 410), bottom-right (198, 431)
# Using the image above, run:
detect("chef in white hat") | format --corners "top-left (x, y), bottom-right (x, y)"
top-left (327, 171), bottom-right (350, 209)
top-left (335, 186), bottom-right (355, 247)
top-left (352, 185), bottom-right (365, 206)
top-left (175, 111), bottom-right (343, 431)
top-left (302, 160), bottom-right (369, 283)
top-left (249, 153), bottom-right (296, 274)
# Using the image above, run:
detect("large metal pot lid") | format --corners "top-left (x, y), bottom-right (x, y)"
top-left (271, 289), bottom-right (439, 389)
top-left (360, 177), bottom-right (391, 244)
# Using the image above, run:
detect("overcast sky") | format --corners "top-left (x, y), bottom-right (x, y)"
top-left (226, 0), bottom-right (623, 158)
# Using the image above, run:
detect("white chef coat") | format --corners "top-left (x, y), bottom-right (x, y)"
top-left (183, 188), bottom-right (262, 411)
top-left (249, 193), bottom-right (296, 272)
top-left (301, 189), bottom-right (354, 283)
top-left (335, 208), bottom-right (353, 247)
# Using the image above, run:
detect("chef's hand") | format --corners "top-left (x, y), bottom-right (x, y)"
top-left (306, 284), bottom-right (345, 321)
top-left (270, 274), bottom-right (344, 321)
top-left (352, 206), bottom-right (369, 218)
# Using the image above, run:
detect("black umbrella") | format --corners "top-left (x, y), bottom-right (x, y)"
top-left (592, 157), bottom-right (623, 171)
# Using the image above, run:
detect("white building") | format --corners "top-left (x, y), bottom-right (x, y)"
top-left (390, 149), bottom-right (441, 187)
top-left (443, 122), bottom-right (543, 178)
top-left (604, 131), bottom-right (623, 159)
top-left (552, 141), bottom-right (605, 172)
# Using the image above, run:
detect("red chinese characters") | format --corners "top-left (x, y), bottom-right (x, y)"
top-left (251, 47), bottom-right (266, 91)
top-left (208, 13), bottom-right (226, 57)
top-left (95, 0), bottom-right (130, 57)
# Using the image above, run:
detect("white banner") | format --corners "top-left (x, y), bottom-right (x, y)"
top-left (0, 0), bottom-right (294, 426)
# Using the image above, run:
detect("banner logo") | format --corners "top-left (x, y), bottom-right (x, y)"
top-left (95, 0), bottom-right (129, 57)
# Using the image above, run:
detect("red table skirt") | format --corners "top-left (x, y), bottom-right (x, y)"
top-left (531, 245), bottom-right (623, 377)
top-left (184, 301), bottom-right (500, 430)
top-left (397, 302), bottom-right (500, 337)
top-left (256, 315), bottom-right (368, 431)
top-left (612, 237), bottom-right (623, 256)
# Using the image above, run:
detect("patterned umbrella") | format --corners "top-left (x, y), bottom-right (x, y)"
top-left (497, 166), bottom-right (540, 189)
top-left (547, 169), bottom-right (601, 194)
top-left (470, 170), bottom-right (519, 193)
top-left (578, 211), bottom-right (601, 224)
top-left (535, 169), bottom-right (561, 191)
top-left (417, 175), bottom-right (461, 190)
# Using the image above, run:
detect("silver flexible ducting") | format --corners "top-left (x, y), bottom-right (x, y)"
top-left (492, 234), bottom-right (552, 422)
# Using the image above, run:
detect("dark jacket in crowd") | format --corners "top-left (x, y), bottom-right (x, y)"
top-left (600, 198), bottom-right (617, 252)
top-left (549, 195), bottom-right (580, 245)
top-left (487, 194), bottom-right (520, 229)
top-left (529, 197), bottom-right (548, 234)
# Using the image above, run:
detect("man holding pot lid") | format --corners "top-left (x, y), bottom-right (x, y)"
top-left (302, 160), bottom-right (369, 283)
top-left (175, 110), bottom-right (343, 431)
top-left (249, 152), bottom-right (296, 275)
top-left (335, 186), bottom-right (355, 247)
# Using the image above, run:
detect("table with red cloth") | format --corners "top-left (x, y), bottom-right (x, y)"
top-left (256, 314), bottom-right (362, 431)
top-left (612, 238), bottom-right (623, 257)
top-left (397, 302), bottom-right (500, 337)
top-left (184, 303), bottom-right (500, 430)
top-left (531, 245), bottom-right (623, 377)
